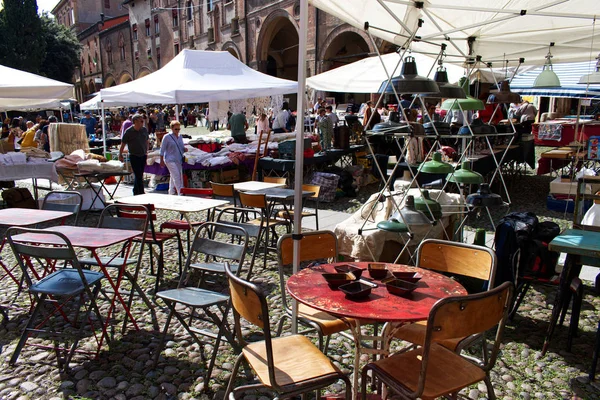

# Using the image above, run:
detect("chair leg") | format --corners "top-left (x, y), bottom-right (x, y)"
top-left (360, 365), bottom-right (370, 400)
top-left (147, 242), bottom-right (155, 276)
top-left (10, 294), bottom-right (46, 365)
top-left (567, 282), bottom-right (584, 352)
top-left (224, 353), bottom-right (245, 400)
top-left (509, 281), bottom-right (530, 320)
top-left (485, 375), bottom-right (496, 400)
top-left (152, 305), bottom-right (175, 367)
top-left (589, 320), bottom-right (600, 381)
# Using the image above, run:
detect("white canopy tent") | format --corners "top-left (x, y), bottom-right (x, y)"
top-left (0, 65), bottom-right (74, 111)
top-left (308, 0), bottom-right (600, 66)
top-left (100, 49), bottom-right (297, 104)
top-left (306, 52), bottom-right (466, 93)
top-left (80, 93), bottom-right (144, 111)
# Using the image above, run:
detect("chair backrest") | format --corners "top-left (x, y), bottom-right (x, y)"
top-left (210, 182), bottom-right (235, 197)
top-left (41, 191), bottom-right (83, 225)
top-left (238, 191), bottom-right (268, 209)
top-left (263, 176), bottom-right (286, 185)
top-left (180, 187), bottom-right (214, 198)
top-left (417, 239), bottom-right (497, 287)
top-left (277, 231), bottom-right (338, 309)
top-left (225, 262), bottom-right (280, 388)
top-left (115, 202), bottom-right (159, 239)
top-left (415, 282), bottom-right (513, 398)
top-left (6, 227), bottom-right (85, 288)
top-left (98, 203), bottom-right (149, 232)
top-left (302, 184), bottom-right (320, 200)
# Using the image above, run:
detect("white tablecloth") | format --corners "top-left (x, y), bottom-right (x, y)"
top-left (0, 161), bottom-right (58, 182)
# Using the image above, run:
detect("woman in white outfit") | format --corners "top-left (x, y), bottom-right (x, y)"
top-left (160, 120), bottom-right (188, 195)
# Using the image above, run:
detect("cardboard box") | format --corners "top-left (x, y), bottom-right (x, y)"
top-left (222, 169), bottom-right (239, 183)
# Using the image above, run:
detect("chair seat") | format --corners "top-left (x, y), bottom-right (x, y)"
top-left (31, 269), bottom-right (104, 297)
top-left (369, 343), bottom-right (486, 400)
top-left (243, 334), bottom-right (342, 388)
top-left (157, 287), bottom-right (230, 308)
top-left (276, 210), bottom-right (315, 219)
top-left (394, 321), bottom-right (462, 351)
top-left (160, 220), bottom-right (204, 230)
top-left (297, 303), bottom-right (352, 336)
top-left (78, 256), bottom-right (137, 268)
top-left (134, 231), bottom-right (177, 243)
top-left (190, 262), bottom-right (238, 274)
top-left (247, 217), bottom-right (289, 227)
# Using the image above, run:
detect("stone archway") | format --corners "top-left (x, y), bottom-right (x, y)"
top-left (119, 72), bottom-right (133, 85)
top-left (222, 41), bottom-right (242, 61)
top-left (104, 75), bottom-right (116, 87)
top-left (88, 80), bottom-right (96, 95)
top-left (256, 10), bottom-right (298, 82)
top-left (136, 68), bottom-right (151, 79)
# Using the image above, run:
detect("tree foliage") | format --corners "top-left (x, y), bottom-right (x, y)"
top-left (39, 13), bottom-right (81, 83)
top-left (0, 1), bottom-right (80, 83)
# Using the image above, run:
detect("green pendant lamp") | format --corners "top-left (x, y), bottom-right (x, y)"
top-left (418, 152), bottom-right (453, 174)
top-left (534, 43), bottom-right (561, 88)
top-left (447, 161), bottom-right (484, 184)
top-left (414, 190), bottom-right (443, 221)
top-left (378, 56), bottom-right (440, 95)
top-left (441, 77), bottom-right (485, 111)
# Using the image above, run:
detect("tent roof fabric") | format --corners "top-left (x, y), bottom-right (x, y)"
top-left (80, 93), bottom-right (144, 110)
top-left (309, 0), bottom-right (600, 66)
top-left (511, 61), bottom-right (600, 98)
top-left (0, 65), bottom-right (73, 100)
top-left (306, 52), bottom-right (465, 93)
top-left (100, 50), bottom-right (297, 104)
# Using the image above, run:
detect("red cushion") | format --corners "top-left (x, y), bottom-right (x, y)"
top-left (160, 219), bottom-right (202, 230)
top-left (134, 231), bottom-right (178, 243)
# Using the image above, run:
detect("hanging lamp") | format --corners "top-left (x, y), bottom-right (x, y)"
top-left (418, 152), bottom-right (453, 174)
top-left (579, 54), bottom-right (600, 84)
top-left (466, 183), bottom-right (503, 207)
top-left (534, 43), bottom-right (561, 88)
top-left (400, 195), bottom-right (431, 225)
top-left (440, 77), bottom-right (485, 111)
top-left (378, 56), bottom-right (440, 95)
top-left (433, 67), bottom-right (467, 99)
top-left (488, 80), bottom-right (521, 104)
top-left (447, 161), bottom-right (484, 184)
top-left (414, 190), bottom-right (443, 221)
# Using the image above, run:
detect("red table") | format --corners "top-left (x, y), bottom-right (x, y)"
top-left (287, 262), bottom-right (467, 399)
top-left (12, 225), bottom-right (145, 353)
top-left (0, 208), bottom-right (73, 286)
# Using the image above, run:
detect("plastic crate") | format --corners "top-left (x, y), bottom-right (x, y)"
top-left (546, 195), bottom-right (591, 214)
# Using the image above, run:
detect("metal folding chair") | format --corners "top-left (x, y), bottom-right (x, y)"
top-left (224, 262), bottom-right (351, 399)
top-left (6, 227), bottom-right (105, 370)
top-left (41, 190), bottom-right (83, 225)
top-left (152, 222), bottom-right (248, 390)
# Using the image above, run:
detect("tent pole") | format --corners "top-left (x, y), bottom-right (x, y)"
top-left (291, 0), bottom-right (309, 335)
top-left (60, 108), bottom-right (64, 122)
top-left (102, 101), bottom-right (107, 156)
top-left (175, 105), bottom-right (180, 123)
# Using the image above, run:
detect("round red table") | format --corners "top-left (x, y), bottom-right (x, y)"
top-left (286, 262), bottom-right (467, 399)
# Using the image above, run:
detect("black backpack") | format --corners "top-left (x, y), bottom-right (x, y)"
top-left (494, 212), bottom-right (538, 287)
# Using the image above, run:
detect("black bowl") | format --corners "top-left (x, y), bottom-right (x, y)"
top-left (339, 281), bottom-right (372, 300)
top-left (368, 263), bottom-right (389, 280)
top-left (334, 264), bottom-right (365, 279)
top-left (322, 273), bottom-right (356, 289)
top-left (391, 271), bottom-right (423, 284)
top-left (385, 279), bottom-right (418, 297)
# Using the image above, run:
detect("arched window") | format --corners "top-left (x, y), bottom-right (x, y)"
top-left (187, 1), bottom-right (193, 21)
top-left (118, 33), bottom-right (126, 60)
top-left (106, 39), bottom-right (113, 65)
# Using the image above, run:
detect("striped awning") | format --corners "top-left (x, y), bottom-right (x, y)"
top-left (511, 61), bottom-right (600, 98)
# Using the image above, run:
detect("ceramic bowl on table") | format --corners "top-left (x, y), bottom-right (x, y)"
top-left (334, 264), bottom-right (365, 279)
top-left (368, 262), bottom-right (389, 280)
top-left (391, 271), bottom-right (423, 284)
top-left (322, 273), bottom-right (356, 289)
top-left (339, 281), bottom-right (372, 300)
top-left (385, 279), bottom-right (418, 297)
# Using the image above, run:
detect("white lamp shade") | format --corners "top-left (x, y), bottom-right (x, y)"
top-left (534, 69), bottom-right (561, 88)
top-left (579, 72), bottom-right (600, 85)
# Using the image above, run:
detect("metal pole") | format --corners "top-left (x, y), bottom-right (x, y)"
top-left (102, 101), bottom-right (107, 156)
top-left (175, 104), bottom-right (180, 123)
top-left (291, 0), bottom-right (309, 335)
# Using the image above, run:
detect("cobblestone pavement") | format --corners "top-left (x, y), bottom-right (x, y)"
top-left (1, 165), bottom-right (600, 399)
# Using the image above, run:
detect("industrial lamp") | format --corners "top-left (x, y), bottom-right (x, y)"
top-left (418, 152), bottom-right (453, 174)
top-left (378, 56), bottom-right (440, 95)
top-left (488, 80), bottom-right (521, 104)
top-left (466, 183), bottom-right (503, 207)
top-left (433, 67), bottom-right (467, 99)
top-left (441, 77), bottom-right (485, 111)
top-left (447, 161), bottom-right (484, 184)
top-left (534, 43), bottom-right (561, 88)
top-left (579, 54), bottom-right (600, 84)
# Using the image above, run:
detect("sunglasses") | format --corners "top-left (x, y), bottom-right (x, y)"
top-left (173, 128), bottom-right (181, 131)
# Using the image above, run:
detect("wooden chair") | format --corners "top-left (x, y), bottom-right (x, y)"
top-left (210, 181), bottom-right (240, 221)
top-left (160, 188), bottom-right (212, 253)
top-left (152, 222), bottom-right (248, 390)
top-left (116, 203), bottom-right (181, 292)
top-left (393, 239), bottom-right (497, 353)
top-left (6, 227), bottom-right (105, 370)
top-left (276, 184), bottom-right (321, 229)
top-left (41, 190), bottom-right (83, 225)
top-left (276, 231), bottom-right (353, 351)
top-left (263, 176), bottom-right (287, 185)
top-left (361, 282), bottom-right (513, 400)
top-left (223, 262), bottom-right (351, 400)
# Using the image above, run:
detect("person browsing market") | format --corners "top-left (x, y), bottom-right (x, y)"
top-left (160, 120), bottom-right (188, 195)
top-left (119, 114), bottom-right (149, 196)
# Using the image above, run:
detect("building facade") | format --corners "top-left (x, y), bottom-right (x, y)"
top-left (56, 0), bottom-right (392, 106)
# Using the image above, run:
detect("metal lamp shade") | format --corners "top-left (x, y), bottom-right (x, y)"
top-left (379, 56), bottom-right (440, 95)
top-left (418, 152), bottom-right (453, 174)
top-left (440, 77), bottom-right (483, 110)
top-left (579, 71), bottom-right (600, 84)
top-left (401, 195), bottom-right (431, 225)
top-left (377, 219), bottom-right (408, 233)
top-left (466, 183), bottom-right (503, 207)
top-left (433, 67), bottom-right (467, 99)
top-left (488, 80), bottom-right (521, 104)
top-left (447, 161), bottom-right (484, 184)
top-left (414, 190), bottom-right (443, 221)
top-left (534, 69), bottom-right (561, 88)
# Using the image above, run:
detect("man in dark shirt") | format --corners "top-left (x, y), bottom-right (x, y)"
top-left (80, 111), bottom-right (97, 137)
top-left (119, 114), bottom-right (149, 195)
top-left (227, 112), bottom-right (249, 143)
